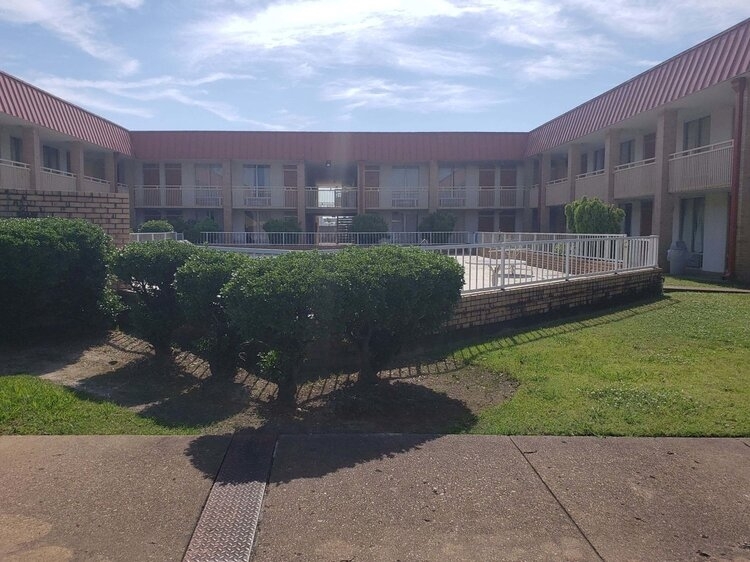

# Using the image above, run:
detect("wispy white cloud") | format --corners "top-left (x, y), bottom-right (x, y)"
top-left (0, 0), bottom-right (140, 75)
top-left (321, 78), bottom-right (502, 113)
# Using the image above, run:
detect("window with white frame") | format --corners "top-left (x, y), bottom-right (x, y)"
top-left (391, 166), bottom-right (420, 207)
top-left (195, 163), bottom-right (223, 187)
top-left (242, 164), bottom-right (270, 187)
top-left (683, 116), bottom-right (710, 150)
top-left (142, 163), bottom-right (160, 187)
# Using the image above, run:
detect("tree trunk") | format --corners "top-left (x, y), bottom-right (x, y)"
top-left (357, 337), bottom-right (379, 386)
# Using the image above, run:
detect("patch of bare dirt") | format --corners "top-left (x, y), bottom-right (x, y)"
top-left (0, 331), bottom-right (517, 434)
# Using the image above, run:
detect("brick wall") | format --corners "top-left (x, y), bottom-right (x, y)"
top-left (445, 269), bottom-right (663, 332)
top-left (0, 188), bottom-right (130, 246)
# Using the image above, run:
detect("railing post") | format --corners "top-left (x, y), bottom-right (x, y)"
top-left (500, 245), bottom-right (506, 289)
top-left (565, 241), bottom-right (571, 280)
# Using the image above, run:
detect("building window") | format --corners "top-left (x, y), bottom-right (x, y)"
top-left (478, 168), bottom-right (495, 188)
top-left (164, 163), bottom-right (182, 187)
top-left (195, 163), bottom-right (223, 187)
top-left (142, 163), bottom-right (160, 186)
top-left (242, 164), bottom-right (270, 187)
top-left (42, 145), bottom-right (60, 170)
top-left (10, 136), bottom-right (22, 163)
top-left (580, 153), bottom-right (588, 174)
top-left (283, 165), bottom-right (298, 188)
top-left (478, 211), bottom-right (495, 232)
top-left (392, 166), bottom-right (420, 187)
top-left (683, 116), bottom-right (710, 150)
top-left (499, 165), bottom-right (516, 187)
top-left (643, 133), bottom-right (656, 160)
top-left (680, 197), bottom-right (705, 255)
top-left (619, 140), bottom-right (634, 165)
top-left (438, 166), bottom-right (466, 187)
top-left (592, 148), bottom-right (605, 171)
top-left (364, 165), bottom-right (380, 188)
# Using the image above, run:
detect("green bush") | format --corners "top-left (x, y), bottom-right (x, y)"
top-left (138, 220), bottom-right (174, 233)
top-left (263, 217), bottom-right (302, 244)
top-left (176, 250), bottom-right (251, 378)
top-left (112, 241), bottom-right (200, 359)
top-left (0, 218), bottom-right (117, 340)
top-left (418, 211), bottom-right (457, 243)
top-left (565, 197), bottom-right (625, 234)
top-left (351, 214), bottom-right (388, 233)
top-left (222, 252), bottom-right (332, 404)
top-left (330, 246), bottom-right (464, 385)
top-left (169, 217), bottom-right (220, 244)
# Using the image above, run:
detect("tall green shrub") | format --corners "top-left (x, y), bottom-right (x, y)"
top-left (418, 211), bottom-right (457, 243)
top-left (0, 218), bottom-right (116, 340)
top-left (169, 217), bottom-right (220, 243)
top-left (565, 197), bottom-right (625, 234)
top-left (330, 246), bottom-right (464, 385)
top-left (176, 250), bottom-right (250, 378)
top-left (138, 220), bottom-right (174, 233)
top-left (112, 240), bottom-right (199, 359)
top-left (222, 252), bottom-right (332, 404)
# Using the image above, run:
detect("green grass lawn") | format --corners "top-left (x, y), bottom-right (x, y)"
top-left (663, 274), bottom-right (749, 289)
top-left (463, 292), bottom-right (750, 436)
top-left (0, 375), bottom-right (195, 435)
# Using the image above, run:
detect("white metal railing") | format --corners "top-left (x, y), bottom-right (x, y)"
top-left (476, 232), bottom-right (626, 243)
top-left (132, 186), bottom-right (224, 207)
top-left (614, 158), bottom-right (656, 199)
top-left (425, 235), bottom-right (659, 293)
top-left (232, 186), bottom-right (297, 208)
top-left (305, 186), bottom-right (358, 209)
top-left (546, 177), bottom-right (568, 185)
top-left (129, 232), bottom-right (186, 242)
top-left (0, 159), bottom-right (31, 189)
top-left (83, 175), bottom-right (110, 193)
top-left (364, 187), bottom-right (429, 209)
top-left (545, 178), bottom-right (570, 206)
top-left (116, 183), bottom-right (129, 193)
top-left (576, 169), bottom-right (605, 180)
top-left (668, 140), bottom-right (733, 193)
top-left (438, 187), bottom-right (467, 208)
top-left (203, 231), bottom-right (473, 246)
top-left (478, 187), bottom-right (523, 208)
top-left (40, 167), bottom-right (76, 191)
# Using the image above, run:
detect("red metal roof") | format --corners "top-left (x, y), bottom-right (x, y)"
top-left (130, 131), bottom-right (529, 162)
top-left (0, 72), bottom-right (132, 155)
top-left (526, 18), bottom-right (750, 156)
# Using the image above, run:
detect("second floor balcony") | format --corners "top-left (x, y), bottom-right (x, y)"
top-left (545, 177), bottom-right (570, 206)
top-left (0, 159), bottom-right (30, 190)
top-left (232, 187), bottom-right (297, 209)
top-left (438, 186), bottom-right (523, 209)
top-left (364, 187), bottom-right (428, 209)
top-left (575, 169), bottom-right (606, 199)
top-left (614, 158), bottom-right (656, 199)
top-left (305, 186), bottom-right (358, 210)
top-left (668, 140), bottom-right (732, 193)
top-left (133, 186), bottom-right (224, 208)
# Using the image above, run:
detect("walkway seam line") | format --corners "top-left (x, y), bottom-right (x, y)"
top-left (509, 436), bottom-right (606, 562)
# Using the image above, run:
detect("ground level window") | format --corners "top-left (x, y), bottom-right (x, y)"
top-left (680, 197), bottom-right (705, 255)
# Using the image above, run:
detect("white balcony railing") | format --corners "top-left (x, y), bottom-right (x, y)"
top-left (668, 140), bottom-right (733, 193)
top-left (613, 158), bottom-right (656, 199)
top-left (82, 175), bottom-right (110, 193)
top-left (0, 159), bottom-right (31, 190)
top-left (132, 186), bottom-right (224, 207)
top-left (232, 186), bottom-right (297, 208)
top-left (438, 187), bottom-right (467, 208)
top-left (545, 177), bottom-right (570, 206)
top-left (575, 169), bottom-right (606, 199)
top-left (478, 187), bottom-right (523, 208)
top-left (364, 187), bottom-right (429, 209)
top-left (305, 186), bottom-right (358, 209)
top-left (203, 231), bottom-right (473, 246)
top-left (40, 168), bottom-right (76, 192)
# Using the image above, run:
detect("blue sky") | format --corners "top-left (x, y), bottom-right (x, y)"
top-left (1, 1), bottom-right (749, 132)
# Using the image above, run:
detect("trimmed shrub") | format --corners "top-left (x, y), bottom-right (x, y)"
top-left (0, 218), bottom-right (116, 341)
top-left (138, 220), bottom-right (174, 233)
top-left (351, 214), bottom-right (388, 233)
top-left (263, 217), bottom-right (302, 244)
top-left (418, 211), bottom-right (457, 243)
top-left (112, 240), bottom-right (200, 359)
top-left (222, 252), bottom-right (333, 404)
top-left (169, 217), bottom-right (220, 244)
top-left (176, 250), bottom-right (251, 378)
top-left (330, 246), bottom-right (464, 385)
top-left (565, 197), bottom-right (625, 234)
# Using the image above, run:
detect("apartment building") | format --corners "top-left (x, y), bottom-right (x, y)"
top-left (1, 19), bottom-right (750, 279)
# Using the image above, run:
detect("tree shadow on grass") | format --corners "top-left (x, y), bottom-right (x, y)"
top-left (184, 379), bottom-right (478, 483)
top-left (0, 331), bottom-right (111, 377)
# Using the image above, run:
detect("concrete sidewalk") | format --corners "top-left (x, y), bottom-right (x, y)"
top-left (0, 435), bottom-right (748, 561)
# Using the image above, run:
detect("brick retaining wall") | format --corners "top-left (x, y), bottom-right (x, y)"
top-left (0, 188), bottom-right (130, 246)
top-left (445, 269), bottom-right (663, 332)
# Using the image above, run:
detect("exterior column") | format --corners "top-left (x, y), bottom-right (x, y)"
top-left (653, 109), bottom-right (678, 268)
top-left (568, 144), bottom-right (581, 205)
top-left (70, 142), bottom-right (84, 192)
top-left (21, 127), bottom-right (40, 190)
top-left (520, 159), bottom-right (533, 231)
top-left (428, 160), bottom-right (439, 213)
top-left (123, 159), bottom-right (137, 230)
top-left (221, 160), bottom-right (232, 232)
top-left (296, 161), bottom-right (306, 228)
top-left (733, 79), bottom-right (750, 281)
top-left (357, 160), bottom-right (365, 215)
top-left (105, 152), bottom-right (117, 193)
top-left (604, 129), bottom-right (620, 203)
top-left (539, 153), bottom-right (550, 231)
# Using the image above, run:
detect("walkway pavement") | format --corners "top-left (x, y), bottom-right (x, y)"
top-left (0, 434), bottom-right (748, 561)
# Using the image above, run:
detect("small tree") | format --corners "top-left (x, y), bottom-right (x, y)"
top-left (176, 250), bottom-right (250, 378)
top-left (330, 246), bottom-right (464, 385)
top-left (351, 214), bottom-right (388, 233)
top-left (112, 241), bottom-right (199, 360)
top-left (138, 220), bottom-right (174, 233)
top-left (418, 212), bottom-right (457, 243)
top-left (222, 252), bottom-right (332, 405)
top-left (565, 197), bottom-right (625, 234)
top-left (263, 217), bottom-right (302, 244)
top-left (169, 217), bottom-right (220, 243)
